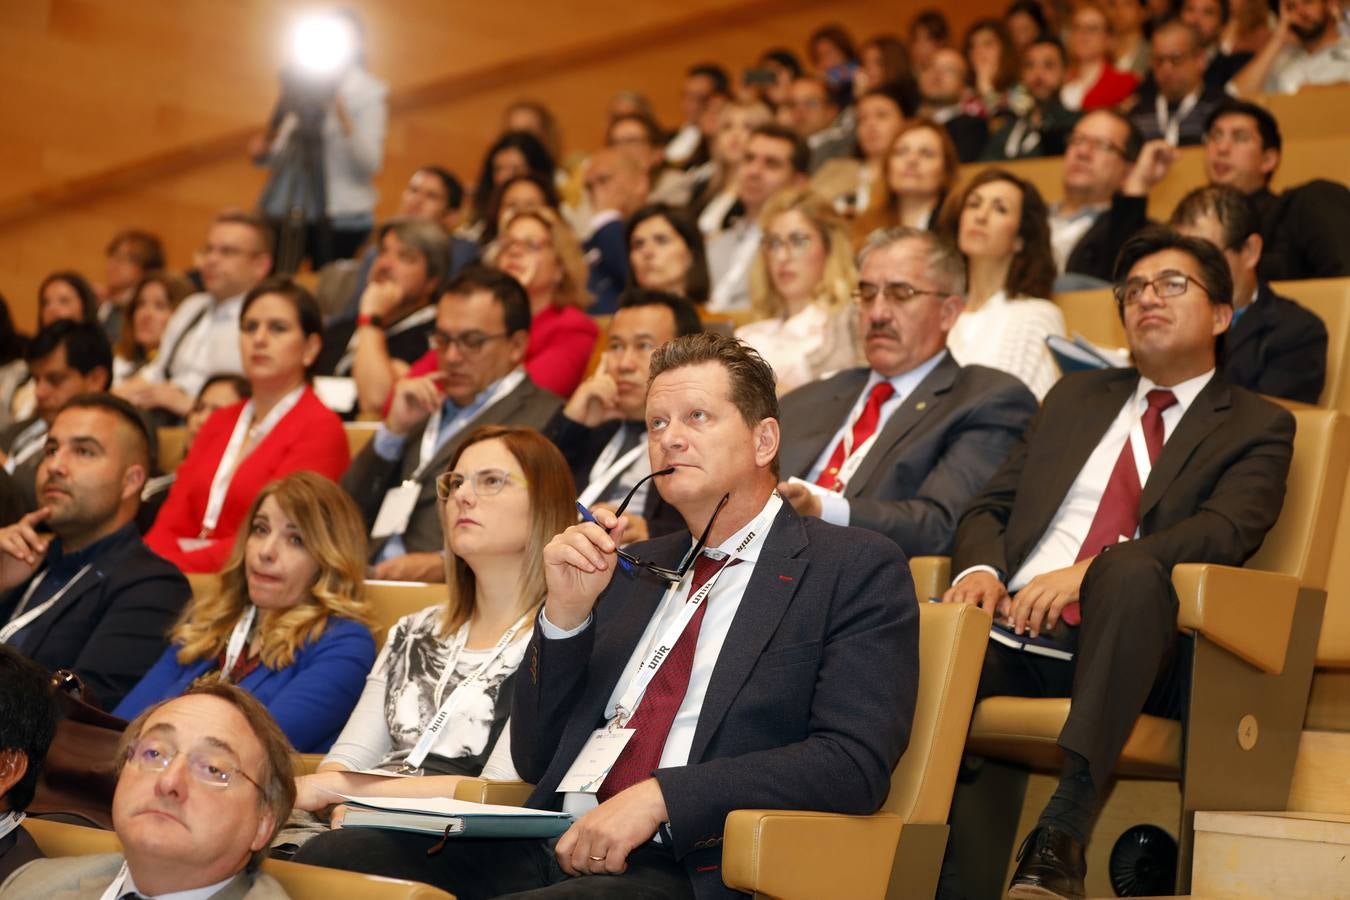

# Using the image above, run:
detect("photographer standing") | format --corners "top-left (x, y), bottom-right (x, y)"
top-left (250, 10), bottom-right (388, 271)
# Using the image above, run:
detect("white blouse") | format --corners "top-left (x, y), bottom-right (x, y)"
top-left (946, 290), bottom-right (1066, 400)
top-left (736, 303), bottom-right (861, 395)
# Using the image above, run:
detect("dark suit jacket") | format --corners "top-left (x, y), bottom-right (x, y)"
top-left (542, 412), bottom-right (685, 539)
top-left (342, 375), bottom-right (561, 558)
top-left (952, 369), bottom-right (1294, 582)
top-left (1066, 194), bottom-right (1150, 283)
top-left (944, 114), bottom-right (990, 163)
top-left (1128, 84), bottom-right (1228, 146)
top-left (777, 356), bottom-right (1038, 557)
top-left (1250, 183), bottom-right (1350, 282)
top-left (0, 827), bottom-right (41, 883)
top-left (1224, 282), bottom-right (1328, 404)
top-left (584, 218), bottom-right (629, 316)
top-left (511, 503), bottom-right (917, 899)
top-left (0, 523), bottom-right (191, 710)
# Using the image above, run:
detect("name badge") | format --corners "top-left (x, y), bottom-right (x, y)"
top-left (557, 728), bottom-right (634, 794)
top-left (177, 537), bottom-right (213, 552)
top-left (372, 481), bottom-right (421, 539)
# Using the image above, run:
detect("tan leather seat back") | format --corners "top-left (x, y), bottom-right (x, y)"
top-left (345, 422), bottom-right (378, 459)
top-left (1052, 289), bottom-right (1126, 350)
top-left (366, 580), bottom-right (446, 651)
top-left (1272, 278), bottom-right (1350, 411)
top-left (156, 426), bottom-right (187, 474)
top-left (883, 602), bottom-right (990, 825)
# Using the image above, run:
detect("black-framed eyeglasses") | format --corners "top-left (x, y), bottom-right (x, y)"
top-left (428, 330), bottom-right (509, 355)
top-left (124, 736), bottom-right (263, 792)
top-left (852, 282), bottom-right (946, 308)
top-left (1113, 272), bottom-right (1212, 309)
top-left (591, 467), bottom-right (730, 584)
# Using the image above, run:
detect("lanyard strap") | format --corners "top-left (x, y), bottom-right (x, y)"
top-left (577, 428), bottom-right (648, 508)
top-left (609, 499), bottom-right (777, 727)
top-left (1154, 92), bottom-right (1199, 146)
top-left (163, 301), bottom-right (212, 381)
top-left (98, 863), bottom-right (130, 900)
top-left (200, 386), bottom-right (306, 537)
top-left (0, 811), bottom-right (23, 843)
top-left (829, 383), bottom-right (896, 491)
top-left (218, 605), bottom-right (259, 683)
top-left (3, 420), bottom-right (47, 475)
top-left (336, 305), bottom-right (439, 375)
top-left (0, 565), bottom-right (95, 644)
top-left (404, 611), bottom-right (532, 769)
top-left (410, 369), bottom-right (527, 481)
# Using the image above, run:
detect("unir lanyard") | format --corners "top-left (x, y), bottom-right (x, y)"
top-left (218, 605), bottom-right (259, 683)
top-left (402, 611), bottom-right (532, 770)
top-left (3, 420), bottom-right (46, 475)
top-left (409, 369), bottom-right (527, 482)
top-left (0, 565), bottom-right (95, 644)
top-left (336, 305), bottom-right (439, 375)
top-left (1154, 92), bottom-right (1199, 147)
top-left (0, 811), bottom-right (24, 843)
top-left (199, 386), bottom-right (306, 538)
top-left (827, 382), bottom-right (897, 492)
top-left (98, 863), bottom-right (129, 900)
top-left (607, 498), bottom-right (777, 729)
top-left (577, 428), bottom-right (648, 508)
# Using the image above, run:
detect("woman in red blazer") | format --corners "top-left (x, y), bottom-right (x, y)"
top-left (1062, 3), bottom-right (1140, 111)
top-left (146, 278), bottom-right (350, 573)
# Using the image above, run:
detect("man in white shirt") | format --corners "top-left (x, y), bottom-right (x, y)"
top-left (296, 332), bottom-right (917, 898)
top-left (1, 683), bottom-right (293, 899)
top-left (705, 124), bottom-right (808, 312)
top-left (664, 64), bottom-right (730, 168)
top-left (943, 228), bottom-right (1294, 898)
top-left (1232, 0), bottom-right (1350, 95)
top-left (116, 210), bottom-right (273, 422)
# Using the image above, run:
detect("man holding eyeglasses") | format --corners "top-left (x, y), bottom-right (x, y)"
top-left (545, 289), bottom-right (702, 545)
top-left (942, 227), bottom-right (1293, 898)
top-left (776, 228), bottom-right (1036, 558)
top-left (0, 683), bottom-right (293, 898)
top-left (116, 211), bottom-right (273, 423)
top-left (342, 265), bottom-right (560, 583)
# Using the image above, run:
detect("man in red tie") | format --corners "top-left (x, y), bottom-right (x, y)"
top-left (776, 227), bottom-right (1038, 557)
top-left (942, 227), bottom-right (1294, 899)
top-left (291, 332), bottom-right (918, 898)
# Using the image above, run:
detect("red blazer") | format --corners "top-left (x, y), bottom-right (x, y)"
top-left (401, 304), bottom-right (598, 400)
top-left (1082, 65), bottom-right (1139, 111)
top-left (145, 388), bottom-right (350, 573)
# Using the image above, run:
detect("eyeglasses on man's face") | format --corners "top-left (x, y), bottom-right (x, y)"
top-left (1067, 133), bottom-right (1126, 157)
top-left (436, 468), bottom-right (527, 502)
top-left (125, 736), bottom-right (262, 792)
top-left (429, 330), bottom-right (509, 355)
top-left (1113, 271), bottom-right (1212, 309)
top-left (852, 281), bottom-right (946, 309)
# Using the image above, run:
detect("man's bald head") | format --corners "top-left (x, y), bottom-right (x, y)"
top-left (584, 147), bottom-right (651, 217)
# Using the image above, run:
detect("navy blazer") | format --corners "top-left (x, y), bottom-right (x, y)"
top-left (778, 356), bottom-right (1038, 557)
top-left (511, 502), bottom-right (918, 899)
top-left (1223, 283), bottom-right (1328, 405)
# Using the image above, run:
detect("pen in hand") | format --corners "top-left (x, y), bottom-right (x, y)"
top-left (575, 502), bottom-right (634, 573)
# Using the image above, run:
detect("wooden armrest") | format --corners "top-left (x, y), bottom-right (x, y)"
top-left (722, 809), bottom-right (902, 897)
top-left (292, 754), bottom-right (325, 776)
top-left (1173, 563), bottom-right (1300, 675)
top-left (909, 556), bottom-right (953, 601)
top-left (452, 778), bottom-right (535, 807)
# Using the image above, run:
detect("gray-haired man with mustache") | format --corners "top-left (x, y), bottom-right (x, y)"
top-left (776, 227), bottom-right (1038, 557)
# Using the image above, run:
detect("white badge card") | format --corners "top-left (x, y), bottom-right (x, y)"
top-left (372, 482), bottom-right (421, 539)
top-left (557, 728), bottom-right (635, 794)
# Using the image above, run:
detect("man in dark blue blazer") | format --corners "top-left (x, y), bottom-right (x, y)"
top-left (1170, 184), bottom-right (1327, 404)
top-left (778, 227), bottom-right (1038, 558)
top-left (298, 333), bottom-right (917, 899)
top-left (0, 394), bottom-right (189, 710)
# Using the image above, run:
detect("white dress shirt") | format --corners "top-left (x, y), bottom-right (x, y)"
top-left (706, 221), bottom-right (762, 312)
top-left (121, 868), bottom-right (238, 900)
top-left (139, 292), bottom-right (245, 398)
top-left (1048, 203), bottom-right (1107, 275)
top-left (946, 290), bottom-right (1066, 400)
top-left (803, 351), bottom-right (948, 527)
top-left (956, 369), bottom-right (1214, 592)
top-left (542, 492), bottom-right (784, 817)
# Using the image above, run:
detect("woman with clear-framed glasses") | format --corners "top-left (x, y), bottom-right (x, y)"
top-left (736, 189), bottom-right (863, 395)
top-left (290, 425), bottom-right (575, 826)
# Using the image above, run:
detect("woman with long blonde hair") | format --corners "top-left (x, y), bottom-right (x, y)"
top-left (737, 189), bottom-right (862, 394)
top-left (115, 472), bottom-right (376, 752)
top-left (292, 425), bottom-right (575, 817)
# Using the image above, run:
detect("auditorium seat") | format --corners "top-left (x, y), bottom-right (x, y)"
top-left (345, 421), bottom-right (379, 458)
top-left (454, 601), bottom-right (992, 900)
top-left (1051, 287), bottom-right (1125, 351)
top-left (1273, 278), bottom-right (1350, 411)
top-left (23, 816), bottom-right (454, 899)
top-left (156, 425), bottom-right (187, 474)
top-left (917, 406), bottom-right (1350, 892)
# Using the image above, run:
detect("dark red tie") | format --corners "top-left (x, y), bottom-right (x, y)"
top-left (597, 553), bottom-right (730, 801)
top-left (1062, 388), bottom-right (1178, 626)
top-left (816, 381), bottom-right (896, 492)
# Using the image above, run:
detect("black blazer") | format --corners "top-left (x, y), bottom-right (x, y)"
top-left (953, 369), bottom-right (1294, 580)
top-left (542, 412), bottom-right (685, 540)
top-left (1250, 183), bottom-right (1350, 282)
top-left (1224, 282), bottom-right (1328, 404)
top-left (512, 503), bottom-right (918, 899)
top-left (777, 356), bottom-right (1038, 556)
top-left (1066, 194), bottom-right (1150, 283)
top-left (341, 375), bottom-right (561, 558)
top-left (0, 524), bottom-right (191, 709)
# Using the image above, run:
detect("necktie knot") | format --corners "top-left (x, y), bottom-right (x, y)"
top-left (868, 381), bottom-right (896, 407)
top-left (1145, 389), bottom-right (1177, 414)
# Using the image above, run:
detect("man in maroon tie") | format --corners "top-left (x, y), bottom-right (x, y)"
top-left (776, 227), bottom-right (1038, 557)
top-left (296, 332), bottom-right (918, 898)
top-left (942, 227), bottom-right (1295, 899)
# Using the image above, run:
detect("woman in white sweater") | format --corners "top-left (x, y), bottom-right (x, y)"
top-left (736, 189), bottom-right (861, 395)
top-left (940, 168), bottom-right (1065, 399)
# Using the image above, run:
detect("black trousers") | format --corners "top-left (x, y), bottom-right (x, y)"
top-left (293, 827), bottom-right (694, 900)
top-left (976, 547), bottom-right (1191, 790)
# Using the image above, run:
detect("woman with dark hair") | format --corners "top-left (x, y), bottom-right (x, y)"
top-left (112, 274), bottom-right (195, 383)
top-left (626, 205), bottom-right (711, 304)
top-left (908, 9), bottom-right (952, 73)
top-left (145, 277), bottom-right (350, 572)
top-left (963, 18), bottom-right (1020, 113)
top-left (939, 168), bottom-right (1065, 398)
top-left (1004, 0), bottom-right (1050, 52)
top-left (813, 84), bottom-right (911, 218)
top-left (100, 229), bottom-right (165, 343)
top-left (809, 23), bottom-right (860, 97)
top-left (37, 271), bottom-right (99, 329)
top-left (853, 118), bottom-right (961, 243)
top-left (479, 172), bottom-right (561, 246)
top-left (469, 131), bottom-right (556, 237)
top-left (855, 34), bottom-right (919, 99)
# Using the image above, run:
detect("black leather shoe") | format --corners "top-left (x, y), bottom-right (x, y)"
top-left (1006, 825), bottom-right (1086, 899)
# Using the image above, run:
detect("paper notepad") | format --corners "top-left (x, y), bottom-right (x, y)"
top-left (336, 794), bottom-right (572, 839)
